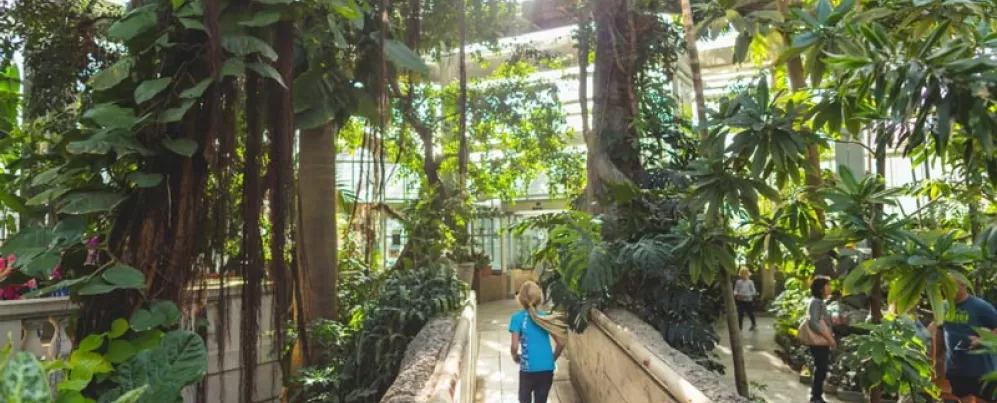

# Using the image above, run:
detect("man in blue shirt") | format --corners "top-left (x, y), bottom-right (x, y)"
top-left (932, 278), bottom-right (997, 402)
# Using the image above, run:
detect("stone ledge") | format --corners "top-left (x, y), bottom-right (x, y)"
top-left (600, 309), bottom-right (751, 403)
top-left (381, 293), bottom-right (477, 403)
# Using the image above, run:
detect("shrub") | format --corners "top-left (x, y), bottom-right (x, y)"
top-left (295, 264), bottom-right (468, 403)
top-left (838, 319), bottom-right (938, 402)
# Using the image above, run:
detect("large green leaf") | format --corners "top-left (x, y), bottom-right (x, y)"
top-left (102, 265), bottom-right (146, 288)
top-left (23, 276), bottom-right (90, 298)
top-left (21, 251), bottom-right (61, 278)
top-left (108, 5), bottom-right (159, 42)
top-left (76, 276), bottom-right (145, 296)
top-left (134, 78), bottom-right (173, 104)
top-left (239, 10), bottom-right (282, 27)
top-left (0, 190), bottom-right (29, 215)
top-left (108, 386), bottom-right (149, 403)
top-left (91, 57), bottom-right (135, 91)
top-left (58, 191), bottom-right (129, 215)
top-left (129, 310), bottom-right (162, 332)
top-left (220, 59), bottom-right (246, 78)
top-left (150, 300), bottom-right (181, 327)
top-left (157, 100), bottom-right (195, 123)
top-left (126, 172), bottom-right (164, 188)
top-left (330, 0), bottom-right (362, 21)
top-left (246, 62), bottom-right (287, 88)
top-left (177, 18), bottom-right (206, 31)
top-left (326, 16), bottom-right (349, 48)
top-left (105, 340), bottom-right (138, 364)
top-left (162, 138), bottom-right (198, 157)
top-left (78, 334), bottom-right (106, 353)
top-left (100, 331), bottom-right (208, 403)
top-left (180, 78), bottom-right (213, 99)
top-left (0, 227), bottom-right (53, 261)
top-left (84, 104), bottom-right (138, 129)
top-left (69, 350), bottom-right (114, 377)
top-left (68, 129), bottom-right (153, 157)
top-left (0, 65), bottom-right (19, 136)
top-left (383, 39), bottom-right (429, 75)
top-left (26, 187), bottom-right (71, 207)
top-left (0, 352), bottom-right (50, 402)
top-left (221, 35), bottom-right (278, 61)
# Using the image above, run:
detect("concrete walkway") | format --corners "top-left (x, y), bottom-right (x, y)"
top-left (475, 299), bottom-right (580, 403)
top-left (717, 316), bottom-right (842, 403)
top-left (474, 300), bottom-right (833, 403)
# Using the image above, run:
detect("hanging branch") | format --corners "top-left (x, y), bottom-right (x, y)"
top-left (267, 19), bottom-right (296, 385)
top-left (240, 70), bottom-right (265, 403)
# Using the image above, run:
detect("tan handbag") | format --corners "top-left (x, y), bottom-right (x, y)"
top-left (798, 301), bottom-right (833, 346)
top-left (798, 318), bottom-right (831, 346)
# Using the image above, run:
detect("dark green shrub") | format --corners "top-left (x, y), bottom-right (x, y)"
top-left (294, 264), bottom-right (468, 403)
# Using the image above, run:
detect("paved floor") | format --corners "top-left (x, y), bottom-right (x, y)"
top-left (475, 299), bottom-right (581, 403)
top-left (475, 300), bottom-right (833, 403)
top-left (717, 315), bottom-right (843, 403)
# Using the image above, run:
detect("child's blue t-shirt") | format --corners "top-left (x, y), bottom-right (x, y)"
top-left (941, 296), bottom-right (997, 377)
top-left (509, 309), bottom-right (556, 373)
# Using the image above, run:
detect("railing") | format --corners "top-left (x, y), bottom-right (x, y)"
top-left (429, 293), bottom-right (477, 403)
top-left (0, 296), bottom-right (75, 360)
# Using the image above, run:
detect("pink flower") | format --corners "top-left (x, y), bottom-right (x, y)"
top-left (23, 279), bottom-right (36, 289)
top-left (51, 265), bottom-right (62, 280)
top-left (1, 285), bottom-right (20, 300)
top-left (85, 237), bottom-right (100, 266)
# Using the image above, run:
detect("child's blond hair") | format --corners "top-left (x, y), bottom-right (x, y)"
top-left (517, 281), bottom-right (567, 345)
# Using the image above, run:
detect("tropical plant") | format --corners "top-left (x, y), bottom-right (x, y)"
top-left (522, 187), bottom-right (727, 373)
top-left (809, 166), bottom-right (911, 256)
top-left (978, 329), bottom-right (997, 395)
top-left (715, 77), bottom-right (821, 187)
top-left (838, 319), bottom-right (939, 402)
top-left (844, 231), bottom-right (979, 323)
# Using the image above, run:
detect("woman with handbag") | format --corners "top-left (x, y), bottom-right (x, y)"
top-left (799, 276), bottom-right (836, 403)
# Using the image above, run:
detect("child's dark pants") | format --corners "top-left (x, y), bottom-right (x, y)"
top-left (519, 370), bottom-right (554, 403)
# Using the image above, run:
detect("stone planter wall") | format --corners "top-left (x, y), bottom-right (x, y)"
top-left (568, 309), bottom-right (751, 403)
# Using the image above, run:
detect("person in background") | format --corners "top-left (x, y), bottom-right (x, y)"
top-left (734, 268), bottom-right (758, 331)
top-left (929, 278), bottom-right (997, 403)
top-left (510, 281), bottom-right (566, 403)
top-left (808, 276), bottom-right (836, 403)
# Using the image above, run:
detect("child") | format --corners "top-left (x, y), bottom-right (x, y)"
top-left (510, 281), bottom-right (566, 403)
top-left (734, 268), bottom-right (758, 331)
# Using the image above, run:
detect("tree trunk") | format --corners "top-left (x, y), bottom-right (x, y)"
top-left (776, 0), bottom-right (831, 277)
top-left (722, 272), bottom-right (750, 397)
top-left (298, 122), bottom-right (340, 330)
top-left (762, 264), bottom-right (777, 300)
top-left (457, 0), bottom-right (468, 190)
top-left (680, 4), bottom-right (749, 395)
top-left (578, 10), bottom-right (591, 138)
top-left (680, 0), bottom-right (707, 136)
top-left (588, 0), bottom-right (642, 206)
top-left (868, 147), bottom-right (887, 403)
